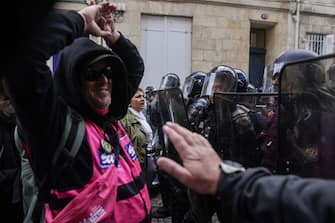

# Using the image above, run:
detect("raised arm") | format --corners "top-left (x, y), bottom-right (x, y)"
top-left (101, 14), bottom-right (144, 105)
top-left (4, 3), bottom-right (117, 177)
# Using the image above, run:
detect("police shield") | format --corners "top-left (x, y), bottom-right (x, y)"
top-left (213, 92), bottom-right (278, 168)
top-left (143, 89), bottom-right (162, 188)
top-left (156, 87), bottom-right (190, 163)
top-left (212, 93), bottom-right (235, 160)
top-left (155, 87), bottom-right (191, 223)
top-left (278, 54), bottom-right (335, 178)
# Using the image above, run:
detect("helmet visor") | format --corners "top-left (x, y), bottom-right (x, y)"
top-left (201, 70), bottom-right (237, 97)
top-left (159, 74), bottom-right (180, 89)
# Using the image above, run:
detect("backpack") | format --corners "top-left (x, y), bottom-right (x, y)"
top-left (14, 107), bottom-right (85, 223)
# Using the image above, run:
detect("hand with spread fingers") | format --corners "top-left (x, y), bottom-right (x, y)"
top-left (78, 1), bottom-right (117, 37)
top-left (157, 122), bottom-right (222, 194)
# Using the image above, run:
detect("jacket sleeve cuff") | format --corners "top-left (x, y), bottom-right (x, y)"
top-left (64, 11), bottom-right (86, 37)
top-left (215, 167), bottom-right (244, 203)
top-left (109, 32), bottom-right (128, 52)
top-left (215, 167), bottom-right (271, 207)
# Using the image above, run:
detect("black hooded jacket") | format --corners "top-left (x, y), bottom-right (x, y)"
top-left (4, 10), bottom-right (144, 194)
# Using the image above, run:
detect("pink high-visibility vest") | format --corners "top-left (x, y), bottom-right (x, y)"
top-left (44, 120), bottom-right (151, 223)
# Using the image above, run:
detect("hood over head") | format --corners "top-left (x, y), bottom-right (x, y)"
top-left (54, 37), bottom-right (128, 121)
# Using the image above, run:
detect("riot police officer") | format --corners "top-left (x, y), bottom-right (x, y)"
top-left (152, 73), bottom-right (191, 222)
top-left (159, 72), bottom-right (181, 89)
top-left (232, 68), bottom-right (265, 167)
top-left (234, 68), bottom-right (249, 93)
top-left (144, 85), bottom-right (155, 126)
top-left (260, 49), bottom-right (335, 177)
top-left (187, 65), bottom-right (237, 147)
top-left (182, 71), bottom-right (207, 108)
top-left (187, 65), bottom-right (258, 223)
top-left (188, 66), bottom-right (257, 163)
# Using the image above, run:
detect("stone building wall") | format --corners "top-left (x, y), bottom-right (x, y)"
top-left (55, 0), bottom-right (335, 75)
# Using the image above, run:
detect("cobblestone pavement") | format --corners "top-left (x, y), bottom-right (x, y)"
top-left (150, 189), bottom-right (220, 223)
top-left (150, 191), bottom-right (172, 223)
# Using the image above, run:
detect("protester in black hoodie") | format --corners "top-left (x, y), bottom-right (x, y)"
top-left (4, 2), bottom-right (151, 222)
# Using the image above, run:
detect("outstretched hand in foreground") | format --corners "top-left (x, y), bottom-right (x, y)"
top-left (157, 122), bottom-right (222, 194)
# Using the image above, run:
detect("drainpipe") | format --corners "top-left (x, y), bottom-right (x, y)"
top-left (294, 0), bottom-right (301, 48)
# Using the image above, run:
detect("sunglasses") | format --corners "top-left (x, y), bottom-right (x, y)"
top-left (83, 65), bottom-right (113, 81)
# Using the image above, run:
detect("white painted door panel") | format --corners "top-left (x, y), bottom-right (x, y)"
top-left (140, 15), bottom-right (192, 90)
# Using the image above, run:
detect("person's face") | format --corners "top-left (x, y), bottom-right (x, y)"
top-left (271, 76), bottom-right (279, 92)
top-left (209, 80), bottom-right (225, 101)
top-left (131, 90), bottom-right (145, 112)
top-left (280, 67), bottom-right (304, 93)
top-left (80, 63), bottom-right (113, 110)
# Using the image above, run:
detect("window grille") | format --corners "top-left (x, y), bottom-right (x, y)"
top-left (305, 33), bottom-right (334, 55)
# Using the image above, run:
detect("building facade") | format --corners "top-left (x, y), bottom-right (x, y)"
top-left (55, 0), bottom-right (335, 89)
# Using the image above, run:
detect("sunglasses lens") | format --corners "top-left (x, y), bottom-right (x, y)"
top-left (84, 69), bottom-right (98, 81)
top-left (85, 65), bottom-right (113, 81)
top-left (104, 66), bottom-right (113, 79)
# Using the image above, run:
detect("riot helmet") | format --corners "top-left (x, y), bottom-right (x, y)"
top-left (263, 49), bottom-right (324, 92)
top-left (144, 85), bottom-right (157, 104)
top-left (274, 49), bottom-right (318, 70)
top-left (201, 65), bottom-right (238, 98)
top-left (246, 83), bottom-right (256, 93)
top-left (182, 71), bottom-right (207, 100)
top-left (145, 86), bottom-right (155, 94)
top-left (271, 49), bottom-right (322, 92)
top-left (159, 73), bottom-right (180, 90)
top-left (234, 68), bottom-right (249, 92)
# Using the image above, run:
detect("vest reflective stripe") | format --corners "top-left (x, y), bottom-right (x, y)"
top-left (117, 171), bottom-right (145, 201)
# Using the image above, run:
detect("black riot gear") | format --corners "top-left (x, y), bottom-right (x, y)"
top-left (182, 71), bottom-right (206, 106)
top-left (261, 50), bottom-right (335, 178)
top-left (201, 65), bottom-right (238, 98)
top-left (151, 88), bottom-right (191, 222)
top-left (145, 85), bottom-right (155, 95)
top-left (186, 66), bottom-right (258, 222)
top-left (187, 97), bottom-right (210, 133)
top-left (277, 51), bottom-right (325, 176)
top-left (234, 68), bottom-right (249, 92)
top-left (234, 68), bottom-right (258, 109)
top-left (159, 73), bottom-right (180, 90)
top-left (272, 49), bottom-right (320, 89)
top-left (273, 49), bottom-right (322, 109)
top-left (263, 49), bottom-right (320, 93)
top-left (189, 65), bottom-right (238, 138)
top-left (274, 49), bottom-right (318, 70)
top-left (247, 83), bottom-right (257, 92)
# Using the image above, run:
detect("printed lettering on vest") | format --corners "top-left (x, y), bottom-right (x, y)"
top-left (80, 205), bottom-right (106, 223)
top-left (98, 147), bottom-right (118, 169)
top-left (125, 142), bottom-right (137, 160)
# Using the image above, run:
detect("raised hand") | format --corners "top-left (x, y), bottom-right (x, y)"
top-left (78, 1), bottom-right (116, 37)
top-left (157, 122), bottom-right (222, 194)
top-left (99, 12), bottom-right (120, 45)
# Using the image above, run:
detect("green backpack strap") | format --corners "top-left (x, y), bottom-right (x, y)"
top-left (15, 125), bottom-right (38, 220)
top-left (57, 108), bottom-right (85, 167)
top-left (15, 106), bottom-right (85, 223)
